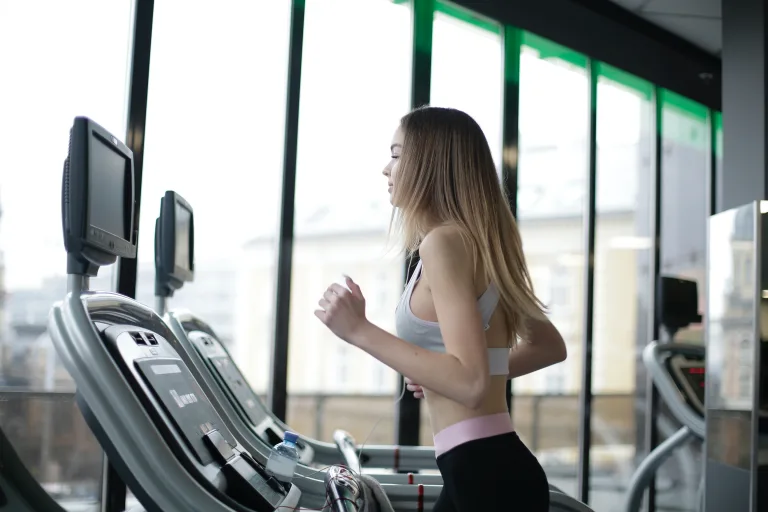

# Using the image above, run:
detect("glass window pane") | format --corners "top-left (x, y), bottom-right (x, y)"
top-left (287, 0), bottom-right (411, 445)
top-left (417, 9), bottom-right (503, 443)
top-left (0, 0), bottom-right (134, 389)
top-left (513, 37), bottom-right (589, 496)
top-left (0, 4), bottom-right (134, 507)
top-left (0, 392), bottom-right (105, 511)
top-left (660, 92), bottom-right (709, 325)
top-left (136, 0), bottom-right (292, 395)
top-left (430, 11), bottom-right (503, 172)
top-left (655, 91), bottom-right (710, 511)
top-left (589, 68), bottom-right (654, 509)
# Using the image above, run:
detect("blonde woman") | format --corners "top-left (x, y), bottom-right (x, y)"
top-left (316, 106), bottom-right (567, 511)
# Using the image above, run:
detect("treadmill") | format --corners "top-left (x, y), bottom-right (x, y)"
top-left (153, 192), bottom-right (596, 512)
top-left (152, 191), bottom-right (436, 476)
top-left (47, 117), bottom-right (365, 512)
top-left (623, 342), bottom-right (705, 512)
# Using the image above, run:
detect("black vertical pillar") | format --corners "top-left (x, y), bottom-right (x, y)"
top-left (717, 0), bottom-right (768, 212)
top-left (109, 1), bottom-right (154, 510)
top-left (116, 0), bottom-right (153, 300)
top-left (576, 58), bottom-right (598, 505)
top-left (644, 86), bottom-right (663, 512)
top-left (395, 0), bottom-right (433, 447)
top-left (269, 0), bottom-right (306, 422)
top-left (501, 25), bottom-right (522, 413)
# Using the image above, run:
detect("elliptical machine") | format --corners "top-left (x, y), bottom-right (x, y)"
top-left (624, 277), bottom-right (705, 512)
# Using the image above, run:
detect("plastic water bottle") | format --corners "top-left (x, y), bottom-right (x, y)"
top-left (265, 431), bottom-right (300, 485)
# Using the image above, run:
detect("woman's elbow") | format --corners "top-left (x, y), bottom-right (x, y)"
top-left (536, 319), bottom-right (567, 364)
top-left (463, 374), bottom-right (490, 409)
top-left (554, 338), bottom-right (567, 363)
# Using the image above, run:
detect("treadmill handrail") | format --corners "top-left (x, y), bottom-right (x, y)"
top-left (643, 342), bottom-right (705, 438)
top-left (333, 429), bottom-right (361, 474)
top-left (325, 466), bottom-right (363, 512)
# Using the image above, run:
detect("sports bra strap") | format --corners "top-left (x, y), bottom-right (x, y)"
top-left (487, 348), bottom-right (509, 376)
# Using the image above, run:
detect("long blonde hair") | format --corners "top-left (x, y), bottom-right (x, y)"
top-left (390, 106), bottom-right (546, 345)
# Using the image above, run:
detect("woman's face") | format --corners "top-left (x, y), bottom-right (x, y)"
top-left (382, 126), bottom-right (404, 205)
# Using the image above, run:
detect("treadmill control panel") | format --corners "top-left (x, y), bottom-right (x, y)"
top-left (135, 356), bottom-right (236, 466)
top-left (188, 330), bottom-right (310, 454)
top-left (100, 322), bottom-right (288, 510)
top-left (190, 332), bottom-right (269, 427)
top-left (668, 355), bottom-right (705, 417)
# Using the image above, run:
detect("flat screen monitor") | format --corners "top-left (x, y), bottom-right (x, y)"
top-left (155, 191), bottom-right (194, 296)
top-left (62, 116), bottom-right (136, 276)
top-left (88, 134), bottom-right (130, 240)
top-left (175, 202), bottom-right (192, 273)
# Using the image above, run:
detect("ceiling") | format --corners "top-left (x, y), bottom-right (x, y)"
top-left (606, 0), bottom-right (721, 55)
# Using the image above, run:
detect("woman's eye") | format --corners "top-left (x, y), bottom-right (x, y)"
top-left (391, 155), bottom-right (399, 160)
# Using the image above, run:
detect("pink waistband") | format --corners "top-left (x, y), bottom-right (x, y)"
top-left (433, 413), bottom-right (514, 458)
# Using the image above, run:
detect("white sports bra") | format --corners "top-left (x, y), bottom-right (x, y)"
top-left (394, 260), bottom-right (510, 376)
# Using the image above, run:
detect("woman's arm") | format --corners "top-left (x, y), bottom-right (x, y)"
top-left (350, 227), bottom-right (490, 409)
top-left (507, 317), bottom-right (567, 379)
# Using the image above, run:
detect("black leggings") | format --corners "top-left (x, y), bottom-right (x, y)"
top-left (434, 432), bottom-right (549, 511)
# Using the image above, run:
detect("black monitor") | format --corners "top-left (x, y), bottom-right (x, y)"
top-left (62, 117), bottom-right (137, 276)
top-left (155, 191), bottom-right (194, 298)
top-left (657, 276), bottom-right (702, 339)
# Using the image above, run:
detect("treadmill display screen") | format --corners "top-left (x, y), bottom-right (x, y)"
top-left (681, 366), bottom-right (706, 405)
top-left (175, 202), bottom-right (192, 272)
top-left (669, 357), bottom-right (706, 416)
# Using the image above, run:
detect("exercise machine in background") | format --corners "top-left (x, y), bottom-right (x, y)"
top-left (624, 277), bottom-right (705, 512)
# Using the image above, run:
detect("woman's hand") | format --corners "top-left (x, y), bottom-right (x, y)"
top-left (315, 275), bottom-right (369, 344)
top-left (405, 377), bottom-right (425, 399)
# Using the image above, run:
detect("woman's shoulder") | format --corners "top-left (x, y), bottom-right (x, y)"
top-left (419, 225), bottom-right (475, 276)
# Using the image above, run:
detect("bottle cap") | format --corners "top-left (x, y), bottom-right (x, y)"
top-left (284, 431), bottom-right (299, 444)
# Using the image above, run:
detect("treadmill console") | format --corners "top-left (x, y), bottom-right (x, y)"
top-left (83, 294), bottom-right (289, 511)
top-left (186, 330), bottom-right (311, 456)
top-left (667, 355), bottom-right (706, 417)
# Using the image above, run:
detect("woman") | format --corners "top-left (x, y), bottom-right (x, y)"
top-left (315, 106), bottom-right (567, 511)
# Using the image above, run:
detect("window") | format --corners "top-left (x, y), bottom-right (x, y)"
top-left (336, 344), bottom-right (349, 387)
top-left (0, 0), bottom-right (136, 508)
top-left (660, 91), bottom-right (710, 323)
top-left (589, 65), bottom-right (653, 509)
top-left (286, 0), bottom-right (411, 443)
top-left (549, 265), bottom-right (573, 311)
top-left (135, 0), bottom-right (292, 397)
top-left (544, 365), bottom-right (567, 393)
top-left (430, 6), bottom-right (503, 171)
top-left (412, 6), bottom-right (504, 445)
top-left (513, 33), bottom-right (589, 496)
top-left (655, 90), bottom-right (711, 511)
